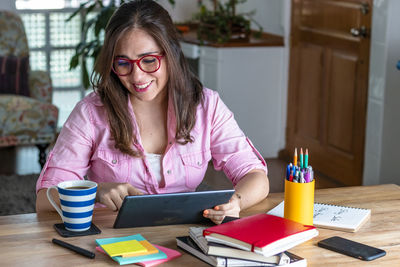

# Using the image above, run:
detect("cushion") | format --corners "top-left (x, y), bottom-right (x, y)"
top-left (0, 55), bottom-right (30, 97)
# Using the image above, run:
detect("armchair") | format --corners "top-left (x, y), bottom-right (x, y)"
top-left (0, 11), bottom-right (59, 169)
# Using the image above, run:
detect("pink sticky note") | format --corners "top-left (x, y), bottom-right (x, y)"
top-left (96, 246), bottom-right (106, 253)
top-left (136, 245), bottom-right (181, 267)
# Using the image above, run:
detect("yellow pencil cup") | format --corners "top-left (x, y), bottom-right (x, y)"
top-left (284, 179), bottom-right (315, 225)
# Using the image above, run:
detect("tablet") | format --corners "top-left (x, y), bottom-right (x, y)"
top-left (113, 189), bottom-right (235, 228)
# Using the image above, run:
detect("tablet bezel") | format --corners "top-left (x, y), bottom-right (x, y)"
top-left (113, 189), bottom-right (235, 228)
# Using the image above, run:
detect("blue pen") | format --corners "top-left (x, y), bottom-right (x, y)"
top-left (286, 164), bottom-right (292, 180)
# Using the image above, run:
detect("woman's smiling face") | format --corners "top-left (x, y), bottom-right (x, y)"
top-left (114, 28), bottom-right (168, 103)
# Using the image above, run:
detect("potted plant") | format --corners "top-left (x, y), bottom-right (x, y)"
top-left (194, 0), bottom-right (263, 44)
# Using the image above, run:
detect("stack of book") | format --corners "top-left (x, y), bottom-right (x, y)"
top-left (176, 214), bottom-right (319, 266)
top-left (96, 234), bottom-right (181, 266)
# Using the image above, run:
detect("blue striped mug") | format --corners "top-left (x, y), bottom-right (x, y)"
top-left (47, 180), bottom-right (97, 232)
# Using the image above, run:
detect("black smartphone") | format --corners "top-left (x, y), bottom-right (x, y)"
top-left (318, 236), bottom-right (386, 261)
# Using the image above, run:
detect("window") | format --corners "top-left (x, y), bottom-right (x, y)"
top-left (16, 0), bottom-right (95, 128)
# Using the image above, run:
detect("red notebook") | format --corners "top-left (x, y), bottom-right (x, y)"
top-left (203, 214), bottom-right (318, 257)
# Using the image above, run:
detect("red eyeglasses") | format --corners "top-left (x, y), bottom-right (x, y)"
top-left (112, 54), bottom-right (164, 76)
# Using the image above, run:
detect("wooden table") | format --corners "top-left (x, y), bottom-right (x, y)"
top-left (0, 184), bottom-right (399, 266)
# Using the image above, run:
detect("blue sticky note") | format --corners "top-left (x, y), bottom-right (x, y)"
top-left (96, 234), bottom-right (167, 265)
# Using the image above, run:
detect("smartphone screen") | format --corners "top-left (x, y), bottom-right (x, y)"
top-left (318, 236), bottom-right (386, 261)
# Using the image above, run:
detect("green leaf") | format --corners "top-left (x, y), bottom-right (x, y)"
top-left (83, 17), bottom-right (97, 36)
top-left (82, 59), bottom-right (90, 89)
top-left (91, 45), bottom-right (102, 58)
top-left (86, 2), bottom-right (97, 14)
top-left (85, 40), bottom-right (99, 57)
top-left (75, 42), bottom-right (87, 54)
top-left (69, 54), bottom-right (80, 70)
top-left (66, 3), bottom-right (85, 22)
top-left (94, 6), bottom-right (115, 37)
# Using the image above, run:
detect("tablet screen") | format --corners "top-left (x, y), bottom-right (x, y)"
top-left (113, 189), bottom-right (235, 228)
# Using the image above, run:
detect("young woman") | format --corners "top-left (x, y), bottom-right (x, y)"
top-left (36, 0), bottom-right (269, 224)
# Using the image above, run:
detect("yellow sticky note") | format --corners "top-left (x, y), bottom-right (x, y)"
top-left (101, 240), bottom-right (147, 257)
top-left (122, 240), bottom-right (159, 258)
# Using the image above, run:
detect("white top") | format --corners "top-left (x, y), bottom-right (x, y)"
top-left (145, 153), bottom-right (163, 184)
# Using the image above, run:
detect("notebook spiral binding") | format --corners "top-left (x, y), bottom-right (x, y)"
top-left (315, 203), bottom-right (368, 210)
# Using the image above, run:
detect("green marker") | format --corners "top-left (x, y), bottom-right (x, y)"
top-left (300, 147), bottom-right (304, 169)
top-left (305, 148), bottom-right (309, 168)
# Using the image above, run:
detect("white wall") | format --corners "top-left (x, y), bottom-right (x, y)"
top-left (0, 0), bottom-right (16, 11)
top-left (375, 0), bottom-right (400, 185)
top-left (362, 0), bottom-right (388, 185)
top-left (238, 0), bottom-right (284, 36)
top-left (280, 0), bottom-right (291, 152)
top-left (363, 0), bottom-right (400, 185)
top-left (158, 0), bottom-right (197, 23)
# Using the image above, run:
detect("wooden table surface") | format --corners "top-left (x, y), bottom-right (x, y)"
top-left (0, 184), bottom-right (399, 266)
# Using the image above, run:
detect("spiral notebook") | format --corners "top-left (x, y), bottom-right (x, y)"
top-left (267, 201), bottom-right (371, 232)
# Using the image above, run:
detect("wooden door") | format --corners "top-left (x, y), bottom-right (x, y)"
top-left (283, 0), bottom-right (372, 185)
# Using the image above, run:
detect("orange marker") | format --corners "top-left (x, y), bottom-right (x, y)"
top-left (294, 148), bottom-right (298, 167)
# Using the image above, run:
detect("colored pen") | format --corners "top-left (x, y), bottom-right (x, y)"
top-left (52, 238), bottom-right (95, 259)
top-left (305, 148), bottom-right (309, 168)
top-left (286, 163), bottom-right (291, 180)
top-left (308, 166), bottom-right (314, 182)
top-left (294, 148), bottom-right (298, 167)
top-left (305, 169), bottom-right (310, 183)
top-left (300, 148), bottom-right (304, 169)
top-left (292, 165), bottom-right (297, 179)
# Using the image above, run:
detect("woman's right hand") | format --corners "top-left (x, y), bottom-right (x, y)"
top-left (96, 182), bottom-right (143, 211)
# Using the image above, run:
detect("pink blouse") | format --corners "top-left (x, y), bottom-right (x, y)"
top-left (36, 88), bottom-right (267, 194)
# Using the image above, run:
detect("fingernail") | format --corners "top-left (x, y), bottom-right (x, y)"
top-left (203, 210), bottom-right (209, 215)
top-left (214, 206), bottom-right (220, 211)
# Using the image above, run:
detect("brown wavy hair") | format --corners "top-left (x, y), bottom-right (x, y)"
top-left (91, 0), bottom-right (203, 157)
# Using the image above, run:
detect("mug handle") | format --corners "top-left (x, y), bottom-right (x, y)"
top-left (46, 186), bottom-right (63, 219)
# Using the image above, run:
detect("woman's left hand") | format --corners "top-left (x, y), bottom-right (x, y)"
top-left (203, 193), bottom-right (241, 224)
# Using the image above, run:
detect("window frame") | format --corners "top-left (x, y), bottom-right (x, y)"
top-left (18, 8), bottom-right (87, 98)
